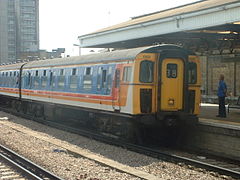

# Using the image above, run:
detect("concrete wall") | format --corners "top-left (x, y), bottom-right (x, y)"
top-left (236, 62), bottom-right (240, 96)
top-left (181, 122), bottom-right (240, 161)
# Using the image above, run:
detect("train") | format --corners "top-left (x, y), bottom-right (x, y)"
top-left (0, 45), bottom-right (201, 142)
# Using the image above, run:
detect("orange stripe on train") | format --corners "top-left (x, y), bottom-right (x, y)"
top-left (0, 88), bottom-right (126, 106)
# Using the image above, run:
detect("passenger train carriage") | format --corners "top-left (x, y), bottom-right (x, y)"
top-left (0, 45), bottom-right (201, 141)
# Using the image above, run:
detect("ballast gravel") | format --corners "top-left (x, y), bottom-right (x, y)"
top-left (0, 111), bottom-right (235, 180)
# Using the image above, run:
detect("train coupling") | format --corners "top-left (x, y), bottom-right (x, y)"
top-left (164, 116), bottom-right (177, 126)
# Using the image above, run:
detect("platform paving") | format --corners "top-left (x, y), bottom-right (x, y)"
top-left (200, 103), bottom-right (240, 124)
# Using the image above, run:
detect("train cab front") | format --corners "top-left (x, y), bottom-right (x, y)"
top-left (132, 47), bottom-right (201, 129)
top-left (157, 54), bottom-right (201, 127)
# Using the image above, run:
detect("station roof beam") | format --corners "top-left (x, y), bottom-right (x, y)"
top-left (78, 0), bottom-right (240, 51)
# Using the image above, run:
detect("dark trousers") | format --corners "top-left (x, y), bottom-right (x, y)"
top-left (218, 96), bottom-right (226, 117)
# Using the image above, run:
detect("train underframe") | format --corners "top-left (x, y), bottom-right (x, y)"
top-left (0, 95), bottom-right (198, 144)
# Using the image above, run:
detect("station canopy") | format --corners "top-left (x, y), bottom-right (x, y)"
top-left (78, 0), bottom-right (240, 53)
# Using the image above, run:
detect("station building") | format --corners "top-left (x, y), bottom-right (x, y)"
top-left (78, 0), bottom-right (240, 101)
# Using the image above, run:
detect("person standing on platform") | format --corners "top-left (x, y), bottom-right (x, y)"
top-left (217, 74), bottom-right (227, 118)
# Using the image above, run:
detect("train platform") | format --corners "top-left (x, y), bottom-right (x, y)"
top-left (199, 103), bottom-right (240, 126)
top-left (182, 103), bottom-right (240, 161)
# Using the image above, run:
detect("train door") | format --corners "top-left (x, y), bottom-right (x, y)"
top-left (97, 66), bottom-right (110, 95)
top-left (160, 58), bottom-right (184, 111)
top-left (49, 70), bottom-right (54, 91)
top-left (112, 68), bottom-right (121, 111)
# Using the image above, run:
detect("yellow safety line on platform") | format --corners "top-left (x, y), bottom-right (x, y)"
top-left (0, 121), bottom-right (162, 180)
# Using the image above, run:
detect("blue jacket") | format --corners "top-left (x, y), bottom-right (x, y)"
top-left (217, 80), bottom-right (227, 97)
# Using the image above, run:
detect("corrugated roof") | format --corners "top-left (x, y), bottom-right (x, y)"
top-left (80, 0), bottom-right (239, 37)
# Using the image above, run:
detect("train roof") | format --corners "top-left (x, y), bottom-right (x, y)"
top-left (0, 62), bottom-right (25, 71)
top-left (0, 45), bottom-right (191, 70)
top-left (23, 46), bottom-right (150, 69)
top-left (24, 45), bottom-right (191, 69)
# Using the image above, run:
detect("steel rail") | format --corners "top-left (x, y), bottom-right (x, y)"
top-left (0, 151), bottom-right (42, 180)
top-left (0, 144), bottom-right (64, 180)
top-left (39, 119), bottom-right (240, 179)
top-left (48, 121), bottom-right (240, 179)
top-left (125, 144), bottom-right (240, 179)
top-left (1, 106), bottom-right (240, 179)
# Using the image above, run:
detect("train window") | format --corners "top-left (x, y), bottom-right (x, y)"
top-left (4, 72), bottom-right (8, 87)
top-left (107, 67), bottom-right (113, 91)
top-left (70, 68), bottom-right (78, 90)
top-left (3, 72), bottom-right (6, 85)
top-left (70, 76), bottom-right (78, 90)
top-left (58, 76), bottom-right (65, 89)
top-left (49, 71), bottom-right (54, 87)
top-left (43, 70), bottom-right (47, 76)
top-left (167, 64), bottom-right (177, 78)
top-left (83, 67), bottom-right (92, 90)
top-left (9, 72), bottom-right (12, 87)
top-left (123, 66), bottom-right (132, 82)
top-left (33, 70), bottom-right (40, 88)
top-left (109, 67), bottom-right (112, 74)
top-left (16, 72), bottom-right (19, 87)
top-left (34, 78), bottom-right (39, 88)
top-left (72, 68), bottom-right (77, 76)
top-left (51, 70), bottom-right (57, 88)
top-left (140, 60), bottom-right (154, 83)
top-left (1, 72), bottom-right (4, 86)
top-left (188, 62), bottom-right (197, 84)
top-left (115, 69), bottom-right (120, 88)
top-left (58, 69), bottom-right (65, 90)
top-left (41, 70), bottom-right (47, 88)
top-left (60, 69), bottom-right (64, 76)
top-left (0, 73), bottom-right (2, 85)
top-left (86, 67), bottom-right (92, 75)
top-left (97, 67), bottom-right (101, 90)
top-left (27, 72), bottom-right (31, 87)
top-left (102, 69), bottom-right (107, 88)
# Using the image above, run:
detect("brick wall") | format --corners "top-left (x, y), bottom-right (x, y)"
top-left (200, 55), bottom-right (240, 97)
top-left (236, 62), bottom-right (240, 96)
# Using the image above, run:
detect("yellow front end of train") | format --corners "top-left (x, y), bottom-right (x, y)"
top-left (132, 51), bottom-right (201, 126)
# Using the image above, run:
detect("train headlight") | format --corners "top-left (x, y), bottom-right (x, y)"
top-left (168, 98), bottom-right (175, 106)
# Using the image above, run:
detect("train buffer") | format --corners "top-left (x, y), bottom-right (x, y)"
top-left (228, 96), bottom-right (240, 113)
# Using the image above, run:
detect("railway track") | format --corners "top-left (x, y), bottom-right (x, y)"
top-left (0, 144), bottom-right (63, 180)
top-left (131, 145), bottom-right (240, 179)
top-left (49, 120), bottom-right (240, 179)
top-left (0, 161), bottom-right (25, 180)
top-left (1, 107), bottom-right (240, 179)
